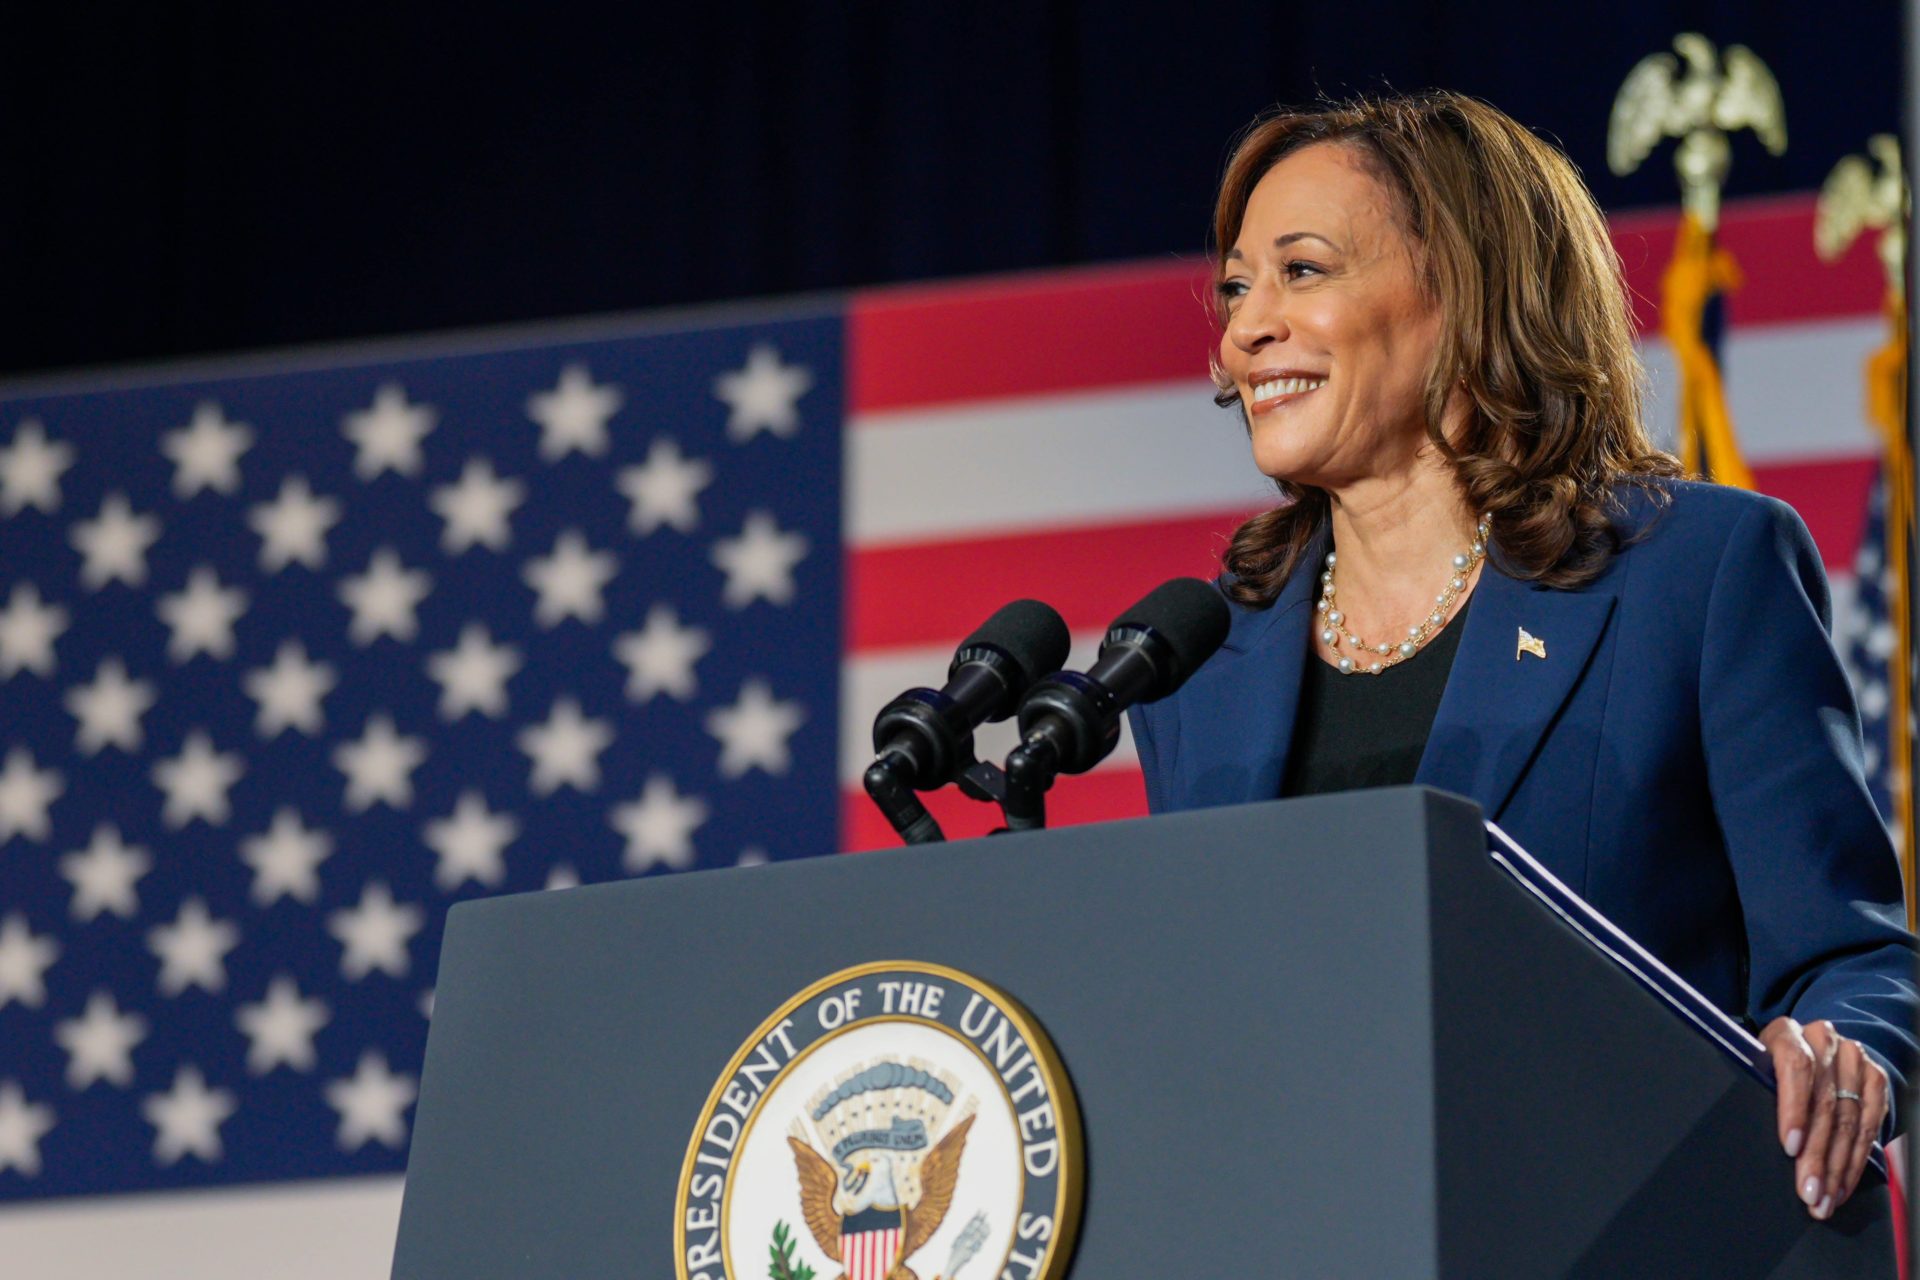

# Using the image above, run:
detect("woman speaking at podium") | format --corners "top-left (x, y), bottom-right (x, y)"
top-left (1128, 91), bottom-right (1917, 1220)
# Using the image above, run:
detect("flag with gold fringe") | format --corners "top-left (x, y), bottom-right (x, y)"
top-left (1660, 213), bottom-right (1757, 488)
top-left (1820, 134), bottom-right (1914, 926)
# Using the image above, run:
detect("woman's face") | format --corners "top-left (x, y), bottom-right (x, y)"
top-left (1217, 142), bottom-right (1445, 492)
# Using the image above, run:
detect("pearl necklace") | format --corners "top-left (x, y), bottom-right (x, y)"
top-left (1315, 516), bottom-right (1490, 675)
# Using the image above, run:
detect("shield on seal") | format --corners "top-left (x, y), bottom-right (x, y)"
top-left (841, 1207), bottom-right (904, 1280)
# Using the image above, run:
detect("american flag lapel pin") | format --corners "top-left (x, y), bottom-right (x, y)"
top-left (1516, 627), bottom-right (1547, 661)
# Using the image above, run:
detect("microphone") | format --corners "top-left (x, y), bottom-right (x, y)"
top-left (1001, 579), bottom-right (1229, 828)
top-left (864, 599), bottom-right (1071, 843)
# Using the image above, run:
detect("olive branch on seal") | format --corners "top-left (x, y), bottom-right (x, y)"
top-left (768, 1220), bottom-right (816, 1280)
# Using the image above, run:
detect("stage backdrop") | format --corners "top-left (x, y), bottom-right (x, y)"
top-left (0, 191), bottom-right (1898, 1274)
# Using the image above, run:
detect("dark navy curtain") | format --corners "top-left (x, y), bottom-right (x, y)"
top-left (0, 1), bottom-right (1903, 375)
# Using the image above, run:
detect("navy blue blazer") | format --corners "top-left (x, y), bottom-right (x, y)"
top-left (1129, 481), bottom-right (1918, 1115)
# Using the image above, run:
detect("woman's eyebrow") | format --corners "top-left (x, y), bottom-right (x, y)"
top-left (1223, 231), bottom-right (1338, 261)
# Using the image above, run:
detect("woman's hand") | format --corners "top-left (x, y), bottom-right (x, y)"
top-left (1759, 1017), bottom-right (1890, 1218)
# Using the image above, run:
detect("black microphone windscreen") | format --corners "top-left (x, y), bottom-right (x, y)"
top-left (1110, 578), bottom-right (1230, 686)
top-left (958, 598), bottom-right (1072, 687)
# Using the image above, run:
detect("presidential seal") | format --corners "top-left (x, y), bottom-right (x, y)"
top-left (675, 961), bottom-right (1082, 1280)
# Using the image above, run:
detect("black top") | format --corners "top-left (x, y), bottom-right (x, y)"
top-left (1280, 595), bottom-right (1473, 797)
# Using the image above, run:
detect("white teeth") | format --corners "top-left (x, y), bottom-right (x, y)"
top-left (1253, 377), bottom-right (1326, 401)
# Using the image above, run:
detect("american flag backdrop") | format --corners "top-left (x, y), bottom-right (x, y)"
top-left (0, 192), bottom-right (1902, 1274)
top-left (0, 316), bottom-right (847, 1251)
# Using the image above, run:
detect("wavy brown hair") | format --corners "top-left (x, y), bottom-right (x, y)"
top-left (1213, 91), bottom-right (1679, 606)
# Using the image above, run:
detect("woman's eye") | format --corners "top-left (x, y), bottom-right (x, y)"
top-left (1216, 278), bottom-right (1250, 303)
top-left (1284, 260), bottom-right (1322, 280)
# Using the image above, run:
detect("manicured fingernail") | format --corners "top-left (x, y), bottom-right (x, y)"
top-left (1785, 1128), bottom-right (1804, 1157)
top-left (1815, 1195), bottom-right (1833, 1219)
top-left (1802, 1176), bottom-right (1823, 1205)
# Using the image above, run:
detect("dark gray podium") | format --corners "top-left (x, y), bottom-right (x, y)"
top-left (391, 787), bottom-right (1895, 1278)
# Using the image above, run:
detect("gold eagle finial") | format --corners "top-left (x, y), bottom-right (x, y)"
top-left (1609, 33), bottom-right (1787, 231)
top-left (1815, 134), bottom-right (1908, 298)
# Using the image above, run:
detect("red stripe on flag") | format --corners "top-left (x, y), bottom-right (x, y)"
top-left (1610, 196), bottom-right (1886, 336)
top-left (847, 509), bottom-right (1253, 650)
top-left (842, 767), bottom-right (1150, 851)
top-left (849, 261), bottom-right (1217, 414)
top-left (1750, 455), bottom-right (1877, 570)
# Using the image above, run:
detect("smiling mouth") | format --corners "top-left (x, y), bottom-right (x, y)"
top-left (1249, 375), bottom-right (1326, 411)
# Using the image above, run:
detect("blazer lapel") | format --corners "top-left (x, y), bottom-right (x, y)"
top-left (1174, 529), bottom-right (1323, 805)
top-left (1416, 567), bottom-right (1617, 819)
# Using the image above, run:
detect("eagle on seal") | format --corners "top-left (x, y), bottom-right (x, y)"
top-left (788, 1113), bottom-right (974, 1280)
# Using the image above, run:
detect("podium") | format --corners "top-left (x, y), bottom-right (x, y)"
top-left (390, 787), bottom-right (1895, 1278)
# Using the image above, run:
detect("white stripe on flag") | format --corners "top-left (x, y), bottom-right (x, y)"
top-left (850, 382), bottom-right (1271, 545)
top-left (1639, 318), bottom-right (1882, 462)
top-left (0, 1175), bottom-right (402, 1280)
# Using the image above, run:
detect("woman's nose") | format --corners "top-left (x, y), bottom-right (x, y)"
top-left (1227, 280), bottom-right (1289, 352)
